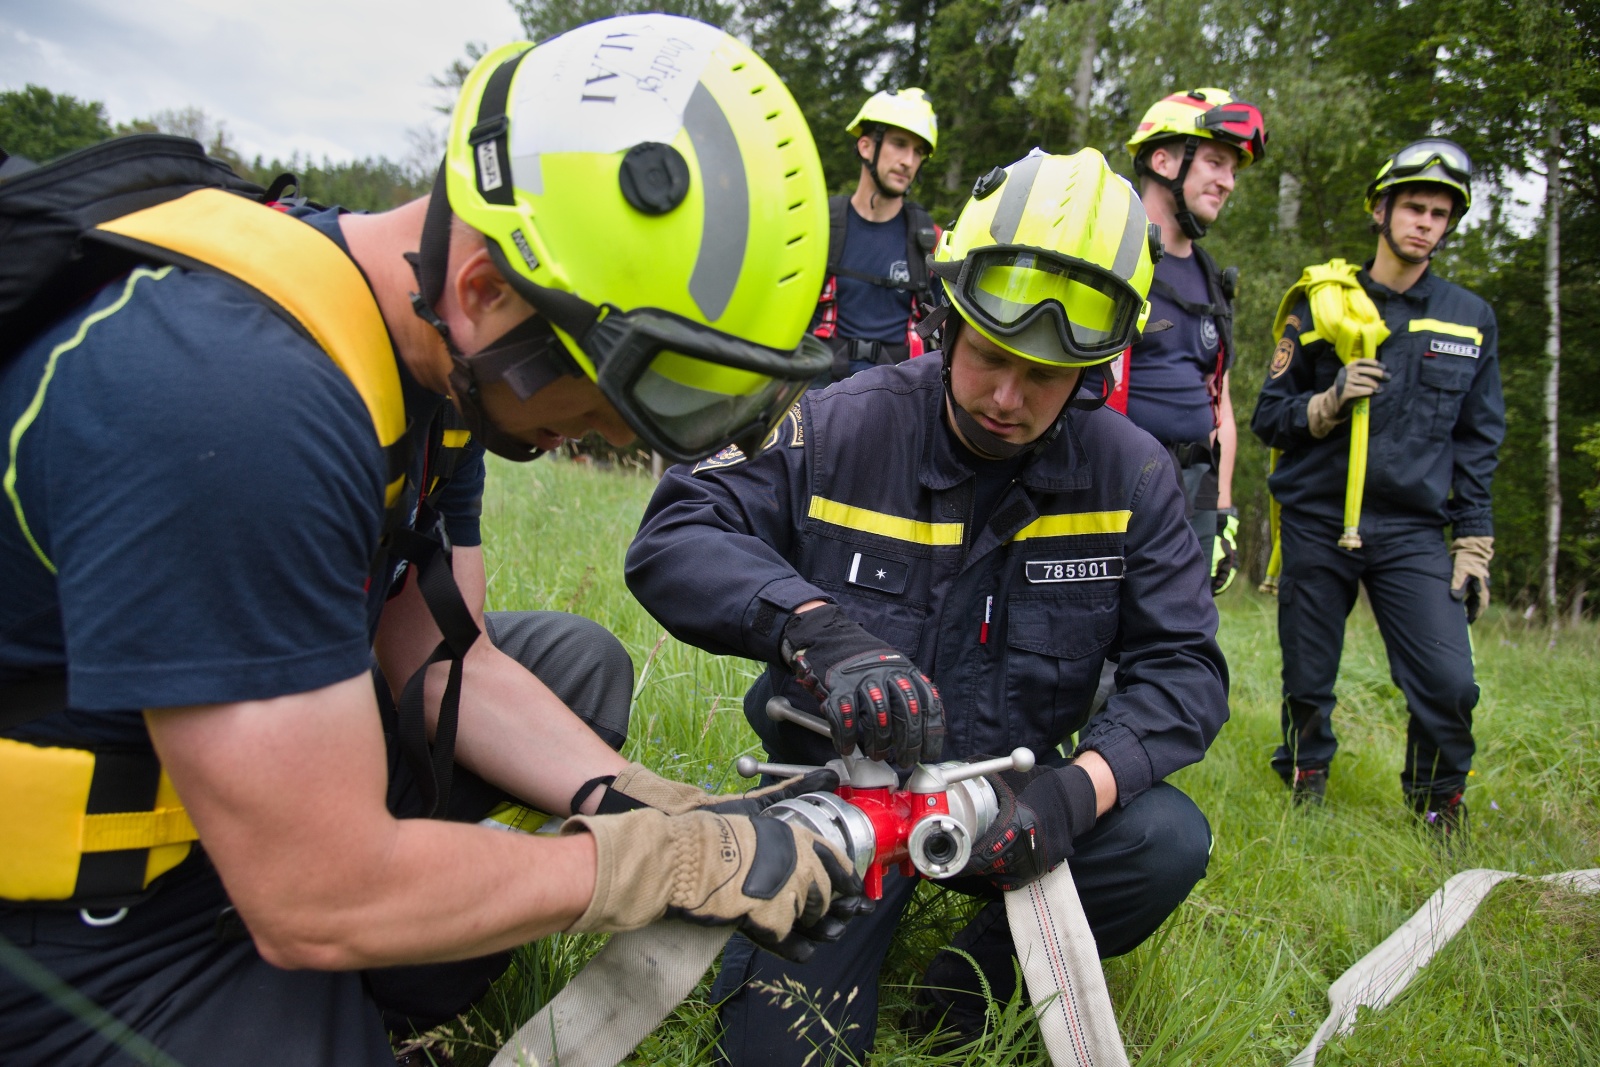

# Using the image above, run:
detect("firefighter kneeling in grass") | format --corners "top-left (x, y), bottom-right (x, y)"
top-left (0, 16), bottom-right (870, 1066)
top-left (1250, 139), bottom-right (1504, 830)
top-left (627, 148), bottom-right (1228, 1064)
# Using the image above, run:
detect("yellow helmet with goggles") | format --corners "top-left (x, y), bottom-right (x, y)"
top-left (415, 14), bottom-right (831, 464)
top-left (931, 148), bottom-right (1160, 369)
top-left (1126, 87), bottom-right (1267, 240)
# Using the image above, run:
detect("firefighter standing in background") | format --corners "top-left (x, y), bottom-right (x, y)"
top-left (1116, 88), bottom-right (1269, 592)
top-left (810, 89), bottom-right (941, 384)
top-left (1250, 139), bottom-right (1502, 829)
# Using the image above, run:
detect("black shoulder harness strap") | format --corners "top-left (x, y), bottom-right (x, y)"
top-left (824, 194), bottom-right (936, 296)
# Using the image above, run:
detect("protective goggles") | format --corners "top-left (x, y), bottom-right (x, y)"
top-left (1388, 139), bottom-right (1472, 184)
top-left (482, 244), bottom-right (829, 463)
top-left (932, 247), bottom-right (1145, 365)
top-left (1196, 99), bottom-right (1267, 162)
top-left (582, 306), bottom-right (828, 463)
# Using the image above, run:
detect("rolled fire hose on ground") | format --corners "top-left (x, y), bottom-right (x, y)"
top-left (1290, 867), bottom-right (1600, 1066)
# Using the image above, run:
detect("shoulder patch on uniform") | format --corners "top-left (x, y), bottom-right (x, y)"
top-left (1269, 337), bottom-right (1295, 379)
top-left (783, 402), bottom-right (804, 448)
top-left (692, 443), bottom-right (748, 473)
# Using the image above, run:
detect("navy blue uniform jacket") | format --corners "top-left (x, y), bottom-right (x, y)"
top-left (626, 356), bottom-right (1229, 807)
top-left (1250, 267), bottom-right (1503, 537)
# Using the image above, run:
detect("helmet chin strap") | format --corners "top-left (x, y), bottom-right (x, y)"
top-left (863, 129), bottom-right (906, 202)
top-left (940, 346), bottom-right (1065, 460)
top-left (1377, 192), bottom-right (1438, 265)
top-left (1144, 137), bottom-right (1208, 240)
top-left (406, 162), bottom-right (581, 463)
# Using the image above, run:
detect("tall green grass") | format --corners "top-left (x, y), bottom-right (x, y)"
top-left (429, 457), bottom-right (1600, 1066)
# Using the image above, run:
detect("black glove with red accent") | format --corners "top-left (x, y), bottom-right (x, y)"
top-left (781, 603), bottom-right (945, 765)
top-left (964, 761), bottom-right (1098, 892)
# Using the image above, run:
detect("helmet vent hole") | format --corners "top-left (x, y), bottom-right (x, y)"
top-left (731, 61), bottom-right (746, 71)
top-left (784, 168), bottom-right (800, 179)
top-left (766, 110), bottom-right (780, 121)
top-left (788, 199), bottom-right (805, 212)
top-left (778, 270), bottom-right (801, 284)
top-left (786, 233), bottom-right (803, 245)
top-left (750, 84), bottom-right (767, 95)
top-left (777, 137), bottom-right (792, 148)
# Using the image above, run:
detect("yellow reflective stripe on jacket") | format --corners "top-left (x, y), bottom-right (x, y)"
top-left (808, 496), bottom-right (963, 546)
top-left (0, 736), bottom-right (198, 901)
top-left (93, 189), bottom-right (408, 508)
top-left (1012, 510), bottom-right (1132, 541)
top-left (5, 266), bottom-right (174, 576)
top-left (1408, 319), bottom-right (1483, 345)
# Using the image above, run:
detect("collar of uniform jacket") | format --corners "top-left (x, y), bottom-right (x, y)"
top-left (911, 353), bottom-right (1094, 494)
top-left (1359, 260), bottom-right (1437, 305)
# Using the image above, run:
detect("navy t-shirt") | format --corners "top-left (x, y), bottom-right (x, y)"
top-left (834, 204), bottom-right (914, 343)
top-left (0, 208), bottom-right (485, 749)
top-left (1124, 250), bottom-right (1226, 445)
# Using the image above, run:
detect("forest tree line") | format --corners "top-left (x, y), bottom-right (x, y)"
top-left (4, 0), bottom-right (1596, 613)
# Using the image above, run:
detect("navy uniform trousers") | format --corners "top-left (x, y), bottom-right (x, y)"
top-left (0, 611), bottom-right (632, 1067)
top-left (1271, 513), bottom-right (1477, 799)
top-left (711, 780), bottom-right (1211, 1067)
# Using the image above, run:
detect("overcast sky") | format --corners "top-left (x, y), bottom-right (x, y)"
top-left (1, 0), bottom-right (526, 164)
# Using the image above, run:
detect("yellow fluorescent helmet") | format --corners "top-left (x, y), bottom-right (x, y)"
top-left (934, 148), bottom-right (1157, 368)
top-left (846, 88), bottom-right (938, 154)
top-left (444, 17), bottom-right (829, 372)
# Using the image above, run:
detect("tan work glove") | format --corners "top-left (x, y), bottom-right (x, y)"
top-left (599, 763), bottom-right (840, 817)
top-left (1307, 358), bottom-right (1389, 438)
top-left (562, 807), bottom-right (869, 962)
top-left (1450, 536), bottom-right (1493, 623)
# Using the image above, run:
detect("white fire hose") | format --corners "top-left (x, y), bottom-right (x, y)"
top-left (489, 698), bottom-right (1599, 1067)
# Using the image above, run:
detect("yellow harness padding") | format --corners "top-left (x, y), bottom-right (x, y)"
top-left (5, 190), bottom-right (405, 902)
top-left (1262, 260), bottom-right (1392, 591)
top-left (94, 188), bottom-right (408, 509)
top-left (0, 737), bottom-right (196, 901)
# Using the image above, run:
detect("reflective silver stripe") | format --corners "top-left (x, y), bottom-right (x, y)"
top-left (685, 83), bottom-right (747, 322)
top-left (1111, 194), bottom-right (1148, 281)
top-left (988, 151), bottom-right (1045, 245)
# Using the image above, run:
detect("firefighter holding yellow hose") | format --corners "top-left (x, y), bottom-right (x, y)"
top-left (1249, 140), bottom-right (1503, 831)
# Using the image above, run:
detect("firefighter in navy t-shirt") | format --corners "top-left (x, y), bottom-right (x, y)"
top-left (1113, 88), bottom-right (1269, 594)
top-left (810, 89), bottom-right (941, 383)
top-left (0, 19), bottom-right (865, 1064)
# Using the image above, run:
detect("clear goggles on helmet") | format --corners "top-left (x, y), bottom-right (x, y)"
top-left (581, 307), bottom-right (829, 463)
top-left (1196, 100), bottom-right (1267, 162)
top-left (932, 247), bottom-right (1145, 365)
top-left (1388, 139), bottom-right (1472, 184)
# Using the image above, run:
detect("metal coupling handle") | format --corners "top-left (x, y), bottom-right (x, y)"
top-left (939, 749), bottom-right (1036, 786)
top-left (764, 696), bottom-right (833, 738)
top-left (735, 756), bottom-right (824, 779)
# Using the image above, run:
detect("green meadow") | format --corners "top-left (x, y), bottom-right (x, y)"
top-left (424, 457), bottom-right (1600, 1066)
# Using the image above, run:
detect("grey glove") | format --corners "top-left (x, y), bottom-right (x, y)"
top-left (1307, 358), bottom-right (1388, 438)
top-left (1450, 536), bottom-right (1493, 623)
top-left (563, 807), bottom-right (871, 962)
